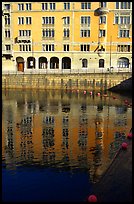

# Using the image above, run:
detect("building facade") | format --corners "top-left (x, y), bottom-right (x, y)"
top-left (2, 2), bottom-right (132, 73)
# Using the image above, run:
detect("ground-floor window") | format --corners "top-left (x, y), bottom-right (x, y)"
top-left (82, 59), bottom-right (88, 68)
top-left (117, 57), bottom-right (129, 68)
top-left (62, 57), bottom-right (71, 69)
top-left (27, 57), bottom-right (35, 69)
top-left (99, 59), bottom-right (104, 68)
top-left (39, 57), bottom-right (47, 69)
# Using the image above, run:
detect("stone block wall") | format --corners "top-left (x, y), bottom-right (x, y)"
top-left (2, 73), bottom-right (131, 91)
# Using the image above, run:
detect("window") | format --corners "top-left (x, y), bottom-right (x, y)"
top-left (42, 3), bottom-right (48, 10)
top-left (64, 2), bottom-right (70, 10)
top-left (5, 45), bottom-right (11, 51)
top-left (26, 3), bottom-right (32, 10)
top-left (117, 45), bottom-right (130, 52)
top-left (82, 59), bottom-right (88, 68)
top-left (26, 17), bottom-right (32, 25)
top-left (81, 2), bottom-right (91, 9)
top-left (63, 29), bottom-right (69, 37)
top-left (99, 30), bottom-right (106, 37)
top-left (119, 30), bottom-right (129, 38)
top-left (42, 17), bottom-right (54, 25)
top-left (99, 59), bottom-right (104, 68)
top-left (116, 2), bottom-right (119, 9)
top-left (81, 16), bottom-right (90, 26)
top-left (100, 2), bottom-right (107, 7)
top-left (81, 29), bottom-right (90, 37)
top-left (4, 4), bottom-right (10, 10)
top-left (100, 16), bottom-right (106, 24)
top-left (80, 44), bottom-right (90, 51)
top-left (19, 44), bottom-right (31, 51)
top-left (42, 29), bottom-right (55, 38)
top-left (19, 30), bottom-right (31, 36)
top-left (117, 57), bottom-right (129, 68)
top-left (114, 16), bottom-right (130, 24)
top-left (50, 3), bottom-right (55, 10)
top-left (18, 17), bottom-right (24, 25)
top-left (5, 29), bottom-right (10, 38)
top-left (114, 16), bottom-right (119, 24)
top-left (18, 4), bottom-right (24, 11)
top-left (5, 16), bottom-right (10, 25)
top-left (116, 2), bottom-right (131, 9)
top-left (120, 16), bottom-right (130, 24)
top-left (121, 2), bottom-right (131, 9)
top-left (43, 44), bottom-right (54, 51)
top-left (63, 17), bottom-right (70, 25)
top-left (63, 44), bottom-right (69, 51)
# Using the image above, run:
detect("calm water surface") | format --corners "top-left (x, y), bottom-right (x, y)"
top-left (2, 89), bottom-right (132, 202)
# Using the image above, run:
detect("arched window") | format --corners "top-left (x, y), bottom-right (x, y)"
top-left (62, 57), bottom-right (71, 69)
top-left (39, 57), bottom-right (47, 69)
top-left (82, 59), bottom-right (88, 68)
top-left (99, 59), bottom-right (104, 68)
top-left (117, 57), bottom-right (129, 68)
top-left (27, 57), bottom-right (36, 69)
top-left (50, 57), bottom-right (59, 69)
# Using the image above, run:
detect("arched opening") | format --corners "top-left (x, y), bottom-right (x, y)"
top-left (16, 57), bottom-right (24, 72)
top-left (27, 57), bottom-right (36, 69)
top-left (99, 59), bottom-right (105, 68)
top-left (82, 59), bottom-right (88, 68)
top-left (62, 57), bottom-right (71, 69)
top-left (117, 57), bottom-right (129, 68)
top-left (50, 57), bottom-right (59, 69)
top-left (39, 57), bottom-right (47, 69)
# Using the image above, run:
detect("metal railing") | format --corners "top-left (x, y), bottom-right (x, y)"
top-left (2, 67), bottom-right (132, 75)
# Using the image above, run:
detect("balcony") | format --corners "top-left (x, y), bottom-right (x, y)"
top-left (15, 36), bottom-right (31, 43)
top-left (2, 9), bottom-right (10, 15)
top-left (2, 50), bottom-right (13, 57)
top-left (94, 7), bottom-right (109, 16)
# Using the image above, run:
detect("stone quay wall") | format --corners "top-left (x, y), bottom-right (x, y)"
top-left (2, 72), bottom-right (132, 91)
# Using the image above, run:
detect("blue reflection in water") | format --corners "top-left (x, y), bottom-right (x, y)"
top-left (2, 167), bottom-right (92, 202)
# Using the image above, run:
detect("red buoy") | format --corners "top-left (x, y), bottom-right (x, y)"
top-left (88, 195), bottom-right (97, 202)
top-left (127, 133), bottom-right (132, 139)
top-left (122, 142), bottom-right (128, 150)
top-left (84, 90), bottom-right (86, 94)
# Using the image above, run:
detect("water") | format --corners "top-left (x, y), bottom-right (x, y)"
top-left (2, 89), bottom-right (132, 202)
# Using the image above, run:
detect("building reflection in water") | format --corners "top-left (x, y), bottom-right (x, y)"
top-left (2, 90), bottom-right (132, 182)
top-left (89, 103), bottom-right (104, 183)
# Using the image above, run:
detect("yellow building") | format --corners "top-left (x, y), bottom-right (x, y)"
top-left (2, 2), bottom-right (132, 73)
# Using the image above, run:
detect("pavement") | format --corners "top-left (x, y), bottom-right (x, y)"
top-left (88, 130), bottom-right (132, 202)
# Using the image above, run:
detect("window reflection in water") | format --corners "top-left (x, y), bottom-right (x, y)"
top-left (42, 115), bottom-right (55, 165)
top-left (20, 115), bottom-right (34, 163)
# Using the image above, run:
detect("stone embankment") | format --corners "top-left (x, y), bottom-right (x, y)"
top-left (2, 72), bottom-right (131, 91)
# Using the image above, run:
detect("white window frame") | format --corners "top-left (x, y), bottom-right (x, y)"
top-left (81, 16), bottom-right (90, 26)
top-left (18, 17), bottom-right (24, 25)
top-left (64, 2), bottom-right (70, 10)
top-left (42, 3), bottom-right (48, 10)
top-left (26, 3), bottom-right (32, 11)
top-left (81, 2), bottom-right (91, 9)
top-left (80, 29), bottom-right (90, 37)
top-left (18, 3), bottom-right (24, 11)
top-left (42, 44), bottom-right (54, 52)
top-left (5, 29), bottom-right (10, 38)
top-left (26, 17), bottom-right (32, 25)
